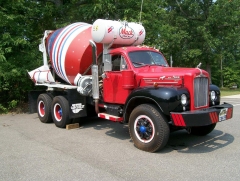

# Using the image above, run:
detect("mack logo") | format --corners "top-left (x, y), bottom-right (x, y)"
top-left (71, 103), bottom-right (85, 113)
top-left (119, 25), bottom-right (134, 39)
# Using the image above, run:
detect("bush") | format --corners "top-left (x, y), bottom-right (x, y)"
top-left (0, 104), bottom-right (8, 114)
top-left (223, 67), bottom-right (240, 88)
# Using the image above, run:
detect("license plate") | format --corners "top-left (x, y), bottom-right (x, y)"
top-left (219, 108), bottom-right (228, 122)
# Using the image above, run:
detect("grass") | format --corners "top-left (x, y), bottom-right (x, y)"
top-left (220, 88), bottom-right (240, 97)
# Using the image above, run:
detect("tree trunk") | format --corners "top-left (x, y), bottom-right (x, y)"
top-left (220, 55), bottom-right (223, 88)
top-left (206, 62), bottom-right (212, 84)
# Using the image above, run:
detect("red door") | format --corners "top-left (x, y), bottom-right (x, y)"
top-left (103, 71), bottom-right (132, 104)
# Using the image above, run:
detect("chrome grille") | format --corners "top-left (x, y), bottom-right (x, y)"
top-left (194, 77), bottom-right (208, 108)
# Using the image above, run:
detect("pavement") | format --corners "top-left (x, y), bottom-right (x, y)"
top-left (222, 94), bottom-right (240, 98)
top-left (0, 96), bottom-right (239, 181)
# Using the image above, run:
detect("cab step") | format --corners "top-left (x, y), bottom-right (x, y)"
top-left (98, 113), bottom-right (123, 122)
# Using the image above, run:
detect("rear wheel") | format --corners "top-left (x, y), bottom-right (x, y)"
top-left (37, 94), bottom-right (53, 123)
top-left (129, 104), bottom-right (170, 152)
top-left (188, 123), bottom-right (216, 136)
top-left (51, 96), bottom-right (71, 128)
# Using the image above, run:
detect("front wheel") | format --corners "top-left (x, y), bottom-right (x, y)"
top-left (129, 104), bottom-right (170, 152)
top-left (51, 96), bottom-right (71, 128)
top-left (188, 123), bottom-right (216, 136)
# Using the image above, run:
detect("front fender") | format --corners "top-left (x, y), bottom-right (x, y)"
top-left (124, 87), bottom-right (189, 120)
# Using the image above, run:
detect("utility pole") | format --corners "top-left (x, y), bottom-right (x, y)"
top-left (221, 55), bottom-right (223, 88)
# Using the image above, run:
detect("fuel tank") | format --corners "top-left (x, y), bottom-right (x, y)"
top-left (46, 22), bottom-right (103, 85)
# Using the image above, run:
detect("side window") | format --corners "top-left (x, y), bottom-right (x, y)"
top-left (112, 54), bottom-right (128, 71)
top-left (120, 56), bottom-right (128, 70)
top-left (112, 55), bottom-right (121, 71)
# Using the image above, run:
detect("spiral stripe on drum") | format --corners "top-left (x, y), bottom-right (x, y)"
top-left (52, 23), bottom-right (81, 80)
top-left (51, 23), bottom-right (90, 82)
top-left (58, 24), bottom-right (91, 83)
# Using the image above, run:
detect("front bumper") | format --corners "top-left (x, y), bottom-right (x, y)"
top-left (170, 103), bottom-right (233, 127)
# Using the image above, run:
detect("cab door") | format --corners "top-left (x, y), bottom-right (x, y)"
top-left (103, 54), bottom-right (132, 104)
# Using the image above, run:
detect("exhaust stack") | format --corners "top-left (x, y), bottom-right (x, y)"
top-left (89, 40), bottom-right (99, 113)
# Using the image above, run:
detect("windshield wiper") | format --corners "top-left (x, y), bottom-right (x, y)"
top-left (155, 63), bottom-right (167, 67)
top-left (132, 61), bottom-right (148, 67)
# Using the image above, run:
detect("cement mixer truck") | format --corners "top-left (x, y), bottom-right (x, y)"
top-left (28, 19), bottom-right (233, 152)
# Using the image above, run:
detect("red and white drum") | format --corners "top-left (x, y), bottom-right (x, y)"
top-left (46, 23), bottom-right (103, 85)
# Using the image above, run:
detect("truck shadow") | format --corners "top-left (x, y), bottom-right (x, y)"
top-left (76, 117), bottom-right (130, 140)
top-left (76, 117), bottom-right (234, 153)
top-left (161, 129), bottom-right (234, 154)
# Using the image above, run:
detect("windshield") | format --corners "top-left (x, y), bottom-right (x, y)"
top-left (128, 51), bottom-right (168, 67)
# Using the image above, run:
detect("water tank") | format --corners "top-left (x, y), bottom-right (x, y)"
top-left (92, 19), bottom-right (146, 45)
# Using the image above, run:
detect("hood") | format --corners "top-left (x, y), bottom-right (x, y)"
top-left (135, 66), bottom-right (209, 87)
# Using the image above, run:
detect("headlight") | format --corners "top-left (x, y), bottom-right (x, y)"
top-left (181, 94), bottom-right (187, 106)
top-left (210, 91), bottom-right (216, 101)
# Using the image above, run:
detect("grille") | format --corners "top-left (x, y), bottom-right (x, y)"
top-left (194, 77), bottom-right (208, 108)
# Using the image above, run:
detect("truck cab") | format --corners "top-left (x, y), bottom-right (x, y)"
top-left (97, 44), bottom-right (233, 152)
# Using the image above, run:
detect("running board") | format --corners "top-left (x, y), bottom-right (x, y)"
top-left (98, 113), bottom-right (123, 122)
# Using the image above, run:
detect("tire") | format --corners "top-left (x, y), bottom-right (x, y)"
top-left (129, 104), bottom-right (170, 152)
top-left (188, 123), bottom-right (216, 136)
top-left (37, 94), bottom-right (53, 123)
top-left (51, 96), bottom-right (71, 128)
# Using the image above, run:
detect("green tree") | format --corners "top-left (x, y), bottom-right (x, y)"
top-left (0, 0), bottom-right (57, 112)
top-left (1, 0), bottom-right (239, 113)
top-left (154, 0), bottom-right (240, 85)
